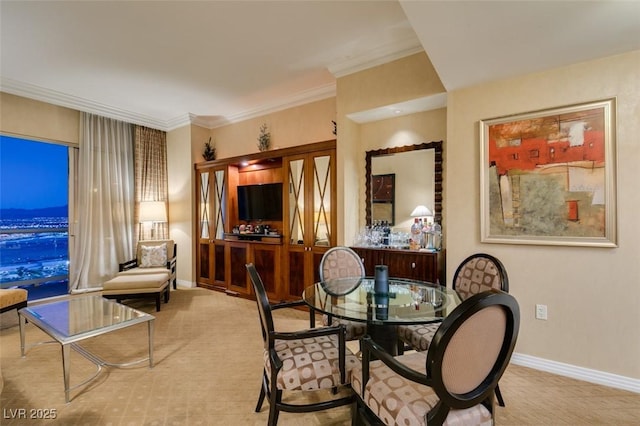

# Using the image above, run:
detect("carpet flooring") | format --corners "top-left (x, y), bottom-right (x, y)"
top-left (1, 288), bottom-right (638, 425)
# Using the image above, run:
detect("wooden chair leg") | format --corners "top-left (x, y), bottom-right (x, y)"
top-left (255, 371), bottom-right (268, 412)
top-left (268, 389), bottom-right (281, 425)
top-left (495, 384), bottom-right (505, 407)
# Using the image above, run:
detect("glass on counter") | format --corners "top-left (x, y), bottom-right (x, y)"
top-left (353, 226), bottom-right (410, 249)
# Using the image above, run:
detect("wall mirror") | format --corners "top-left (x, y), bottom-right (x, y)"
top-left (365, 141), bottom-right (443, 229)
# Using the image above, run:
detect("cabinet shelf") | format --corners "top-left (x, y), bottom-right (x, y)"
top-left (224, 233), bottom-right (282, 243)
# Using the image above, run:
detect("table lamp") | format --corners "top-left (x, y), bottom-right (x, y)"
top-left (410, 205), bottom-right (432, 222)
top-left (139, 201), bottom-right (167, 239)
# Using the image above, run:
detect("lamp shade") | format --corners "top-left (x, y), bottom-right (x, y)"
top-left (139, 201), bottom-right (167, 223)
top-left (410, 205), bottom-right (432, 217)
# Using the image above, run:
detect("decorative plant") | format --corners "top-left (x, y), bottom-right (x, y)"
top-left (257, 123), bottom-right (271, 152)
top-left (203, 137), bottom-right (216, 161)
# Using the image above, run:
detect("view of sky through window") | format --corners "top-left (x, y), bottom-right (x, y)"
top-left (0, 135), bottom-right (69, 299)
top-left (0, 135), bottom-right (68, 209)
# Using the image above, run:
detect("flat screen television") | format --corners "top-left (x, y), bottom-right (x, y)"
top-left (237, 183), bottom-right (283, 222)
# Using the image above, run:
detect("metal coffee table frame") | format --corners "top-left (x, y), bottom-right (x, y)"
top-left (18, 296), bottom-right (155, 402)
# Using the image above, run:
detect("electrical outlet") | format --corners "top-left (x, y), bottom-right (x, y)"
top-left (535, 304), bottom-right (548, 320)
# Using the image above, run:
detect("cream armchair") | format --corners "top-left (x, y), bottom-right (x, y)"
top-left (118, 239), bottom-right (177, 289)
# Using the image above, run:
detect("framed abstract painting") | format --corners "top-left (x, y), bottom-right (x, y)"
top-left (480, 98), bottom-right (617, 247)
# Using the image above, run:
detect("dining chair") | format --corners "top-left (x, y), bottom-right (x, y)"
top-left (352, 289), bottom-right (520, 426)
top-left (397, 252), bottom-right (510, 406)
top-left (317, 246), bottom-right (367, 342)
top-left (245, 263), bottom-right (359, 425)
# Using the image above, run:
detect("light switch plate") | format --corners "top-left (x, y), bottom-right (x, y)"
top-left (535, 304), bottom-right (548, 320)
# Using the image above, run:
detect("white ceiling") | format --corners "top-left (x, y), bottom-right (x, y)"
top-left (1, 1), bottom-right (639, 131)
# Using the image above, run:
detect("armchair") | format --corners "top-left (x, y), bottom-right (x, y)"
top-left (118, 239), bottom-right (177, 289)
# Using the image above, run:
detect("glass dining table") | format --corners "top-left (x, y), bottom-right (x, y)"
top-left (302, 277), bottom-right (462, 354)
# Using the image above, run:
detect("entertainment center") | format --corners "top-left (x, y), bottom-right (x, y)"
top-left (194, 140), bottom-right (336, 301)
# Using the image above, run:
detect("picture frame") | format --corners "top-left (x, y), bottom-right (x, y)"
top-left (371, 173), bottom-right (395, 225)
top-left (479, 98), bottom-right (617, 247)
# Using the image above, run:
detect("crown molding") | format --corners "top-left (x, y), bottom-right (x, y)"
top-left (1, 77), bottom-right (169, 131)
top-left (328, 35), bottom-right (424, 78)
top-left (2, 76), bottom-right (336, 132)
top-left (200, 82), bottom-right (337, 129)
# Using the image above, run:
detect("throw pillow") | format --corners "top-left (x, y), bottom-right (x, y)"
top-left (140, 243), bottom-right (167, 268)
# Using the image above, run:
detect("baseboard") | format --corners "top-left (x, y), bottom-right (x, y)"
top-left (511, 352), bottom-right (640, 393)
top-left (175, 280), bottom-right (195, 289)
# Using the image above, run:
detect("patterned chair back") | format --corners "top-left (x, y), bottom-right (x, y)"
top-left (136, 239), bottom-right (176, 264)
top-left (452, 253), bottom-right (509, 301)
top-left (318, 246), bottom-right (367, 340)
top-left (425, 290), bottom-right (520, 421)
top-left (319, 246), bottom-right (365, 281)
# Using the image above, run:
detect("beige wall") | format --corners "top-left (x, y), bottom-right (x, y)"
top-left (358, 109), bottom-right (447, 234)
top-left (203, 97), bottom-right (337, 161)
top-left (446, 50), bottom-right (640, 379)
top-left (338, 53), bottom-right (444, 114)
top-left (166, 124), bottom-right (196, 287)
top-left (336, 52), bottom-right (446, 245)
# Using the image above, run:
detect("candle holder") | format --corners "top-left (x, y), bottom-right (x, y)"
top-left (374, 265), bottom-right (389, 295)
top-left (374, 293), bottom-right (389, 320)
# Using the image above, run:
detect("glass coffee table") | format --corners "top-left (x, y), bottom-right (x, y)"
top-left (19, 296), bottom-right (155, 402)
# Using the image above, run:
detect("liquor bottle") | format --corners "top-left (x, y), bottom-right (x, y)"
top-left (384, 221), bottom-right (391, 247)
top-left (422, 220), bottom-right (431, 249)
top-left (432, 222), bottom-right (442, 250)
top-left (410, 218), bottom-right (421, 250)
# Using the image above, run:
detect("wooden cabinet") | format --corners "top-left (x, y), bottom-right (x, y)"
top-left (252, 243), bottom-right (281, 299)
top-left (226, 241), bottom-right (249, 295)
top-left (283, 148), bottom-right (336, 300)
top-left (225, 239), bottom-right (281, 299)
top-left (351, 247), bottom-right (445, 285)
top-left (194, 140), bottom-right (335, 302)
top-left (195, 165), bottom-right (227, 291)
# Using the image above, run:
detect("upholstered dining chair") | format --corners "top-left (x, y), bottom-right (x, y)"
top-left (317, 246), bottom-right (367, 342)
top-left (245, 263), bottom-right (359, 425)
top-left (397, 252), bottom-right (510, 406)
top-left (352, 289), bottom-right (520, 426)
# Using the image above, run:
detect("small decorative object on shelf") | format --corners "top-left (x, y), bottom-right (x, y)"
top-left (203, 137), bottom-right (216, 161)
top-left (257, 123), bottom-right (271, 152)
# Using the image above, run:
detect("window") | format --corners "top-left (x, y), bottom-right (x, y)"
top-left (0, 135), bottom-right (72, 300)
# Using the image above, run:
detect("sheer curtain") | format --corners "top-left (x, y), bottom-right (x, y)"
top-left (70, 113), bottom-right (135, 292)
top-left (135, 126), bottom-right (168, 242)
